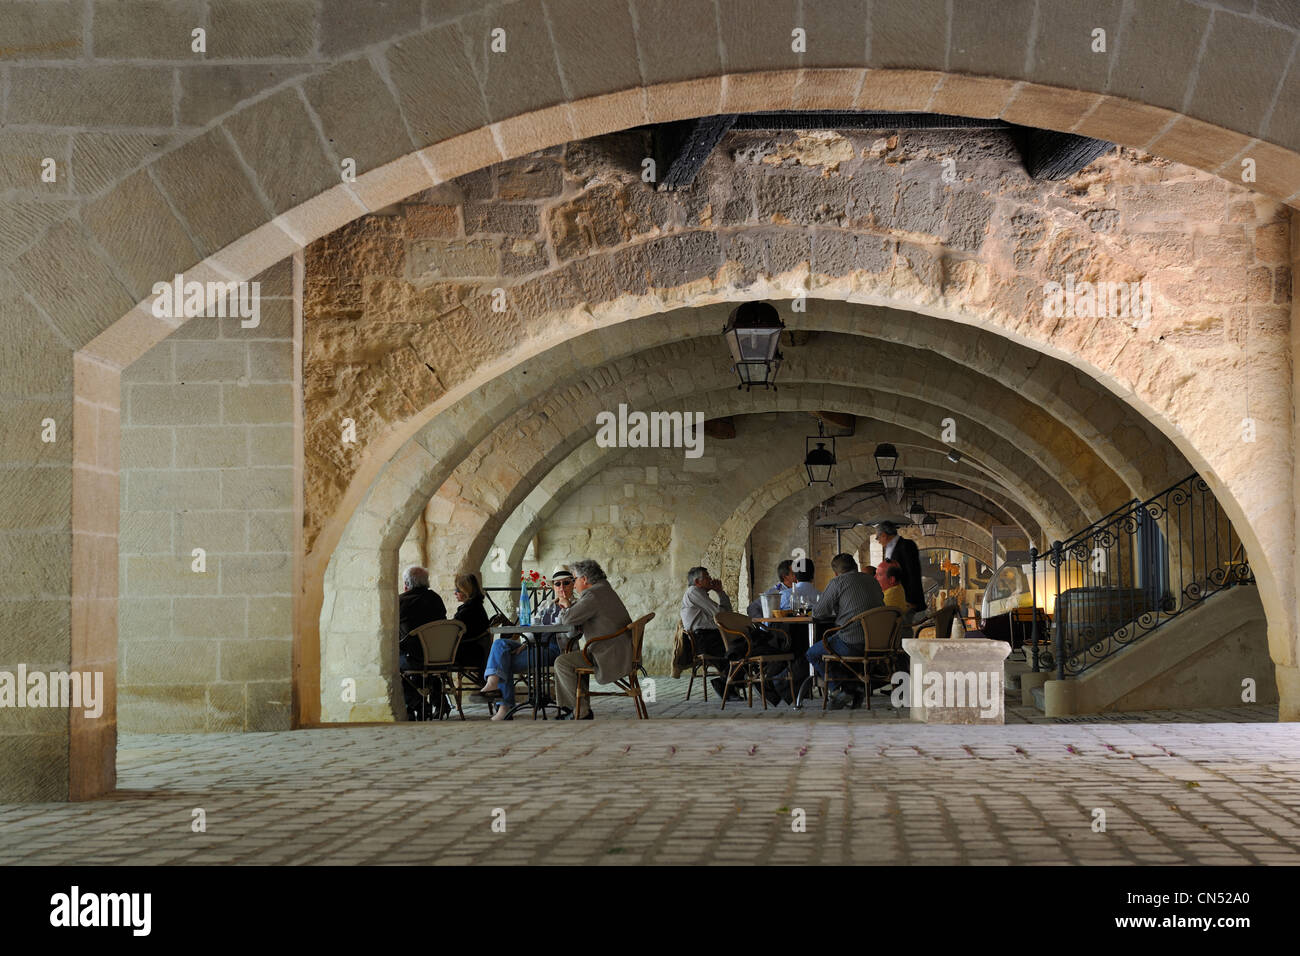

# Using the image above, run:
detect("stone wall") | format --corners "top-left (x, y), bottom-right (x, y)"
top-left (118, 263), bottom-right (294, 732)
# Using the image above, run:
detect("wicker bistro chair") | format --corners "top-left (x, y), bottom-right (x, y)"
top-left (574, 613), bottom-right (656, 719)
top-left (444, 630), bottom-right (495, 719)
top-left (399, 619), bottom-right (466, 720)
top-left (811, 607), bottom-right (904, 710)
top-left (683, 627), bottom-right (728, 701)
top-left (714, 610), bottom-right (797, 711)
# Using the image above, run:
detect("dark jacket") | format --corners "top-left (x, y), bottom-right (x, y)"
top-left (888, 535), bottom-right (926, 611)
top-left (398, 587), bottom-right (447, 663)
top-left (454, 596), bottom-right (491, 668)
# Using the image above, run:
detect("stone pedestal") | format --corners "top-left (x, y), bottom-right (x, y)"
top-left (903, 638), bottom-right (1012, 724)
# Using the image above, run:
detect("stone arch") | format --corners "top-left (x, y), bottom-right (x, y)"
top-left (408, 304), bottom-right (1186, 571)
top-left (457, 305), bottom-right (1184, 596)
top-left (422, 331), bottom-right (1139, 586)
top-left (47, 51), bottom-right (1297, 795)
top-left (707, 449), bottom-right (1035, 587)
top-left (320, 234), bottom-right (1280, 712)
top-left (491, 431), bottom-right (1043, 590)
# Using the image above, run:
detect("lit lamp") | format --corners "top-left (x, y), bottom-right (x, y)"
top-left (920, 513), bottom-right (939, 536)
top-left (722, 301), bottom-right (784, 391)
top-left (804, 419), bottom-right (836, 485)
top-left (879, 469), bottom-right (905, 492)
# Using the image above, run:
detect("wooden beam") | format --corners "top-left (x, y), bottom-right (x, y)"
top-left (704, 417), bottom-right (736, 440)
top-left (732, 110), bottom-right (1007, 131)
top-left (1013, 126), bottom-right (1115, 180)
top-left (817, 411), bottom-right (855, 431)
top-left (653, 114), bottom-right (738, 191)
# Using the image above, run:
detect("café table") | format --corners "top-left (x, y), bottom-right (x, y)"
top-left (752, 613), bottom-right (819, 708)
top-left (486, 624), bottom-right (575, 720)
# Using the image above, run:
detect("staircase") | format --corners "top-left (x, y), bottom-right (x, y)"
top-left (1031, 474), bottom-right (1255, 680)
top-left (1026, 585), bottom-right (1271, 713)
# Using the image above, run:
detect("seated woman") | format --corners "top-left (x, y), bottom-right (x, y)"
top-left (452, 572), bottom-right (491, 671)
top-left (479, 566), bottom-right (576, 721)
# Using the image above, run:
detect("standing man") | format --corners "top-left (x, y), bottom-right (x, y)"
top-left (807, 553), bottom-right (884, 709)
top-left (553, 560), bottom-right (632, 720)
top-left (398, 566), bottom-right (448, 720)
top-left (875, 521), bottom-right (925, 613)
top-left (681, 565), bottom-right (742, 699)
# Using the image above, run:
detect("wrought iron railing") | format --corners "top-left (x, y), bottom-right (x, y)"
top-left (1030, 474), bottom-right (1254, 678)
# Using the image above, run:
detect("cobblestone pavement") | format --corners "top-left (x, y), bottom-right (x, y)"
top-left (0, 678), bottom-right (1295, 865)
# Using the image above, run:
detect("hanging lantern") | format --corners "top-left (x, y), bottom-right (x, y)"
top-left (921, 513), bottom-right (939, 536)
top-left (873, 443), bottom-right (899, 472)
top-left (879, 469), bottom-right (905, 491)
top-left (804, 418), bottom-right (836, 485)
top-left (722, 301), bottom-right (784, 391)
top-left (906, 499), bottom-right (926, 524)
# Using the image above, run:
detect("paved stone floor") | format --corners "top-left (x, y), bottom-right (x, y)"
top-left (0, 679), bottom-right (1296, 865)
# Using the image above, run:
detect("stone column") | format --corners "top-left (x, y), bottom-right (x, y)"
top-left (903, 637), bottom-right (1012, 724)
top-left (1286, 212), bottom-right (1300, 722)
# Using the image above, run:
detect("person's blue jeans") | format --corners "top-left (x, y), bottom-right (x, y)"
top-left (806, 634), bottom-right (863, 692)
top-left (484, 638), bottom-right (560, 708)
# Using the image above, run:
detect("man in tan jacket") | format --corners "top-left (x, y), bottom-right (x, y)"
top-left (554, 559), bottom-right (633, 720)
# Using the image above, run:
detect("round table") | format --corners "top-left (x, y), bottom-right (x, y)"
top-left (487, 624), bottom-right (574, 719)
top-left (752, 614), bottom-right (817, 707)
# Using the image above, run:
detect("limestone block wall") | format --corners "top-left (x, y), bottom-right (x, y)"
top-left (304, 127), bottom-right (1288, 557)
top-left (118, 265), bottom-right (294, 732)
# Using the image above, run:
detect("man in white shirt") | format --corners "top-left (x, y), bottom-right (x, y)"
top-left (680, 566), bottom-right (742, 699)
top-left (875, 521), bottom-right (924, 612)
top-left (790, 556), bottom-right (821, 609)
top-left (746, 559), bottom-right (795, 617)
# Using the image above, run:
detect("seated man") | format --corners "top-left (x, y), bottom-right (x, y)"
top-left (807, 552), bottom-right (884, 709)
top-left (680, 565), bottom-right (743, 699)
top-left (791, 557), bottom-right (821, 609)
top-left (747, 559), bottom-right (795, 617)
top-left (553, 560), bottom-right (633, 720)
top-left (397, 565), bottom-right (448, 720)
top-left (877, 561), bottom-right (910, 615)
top-left (479, 566), bottom-right (577, 721)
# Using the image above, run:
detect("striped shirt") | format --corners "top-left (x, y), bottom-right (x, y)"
top-left (813, 571), bottom-right (884, 645)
